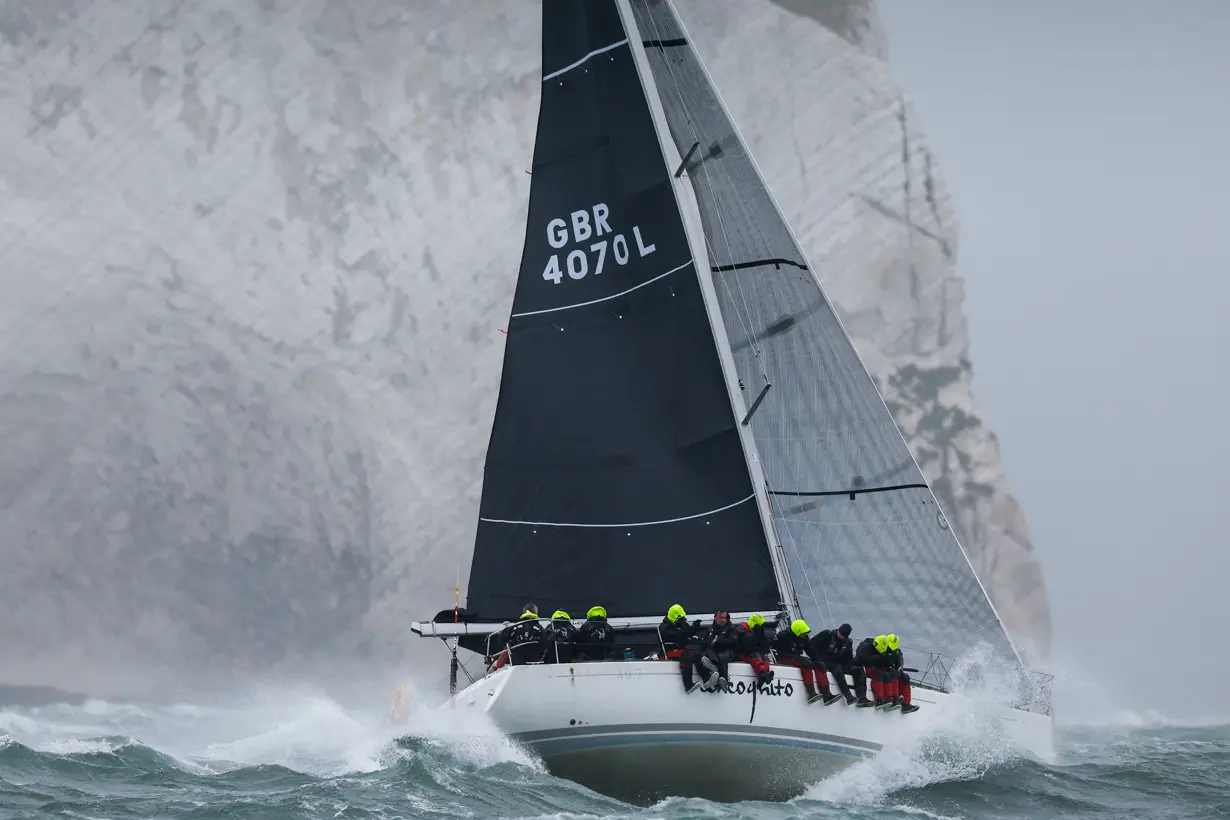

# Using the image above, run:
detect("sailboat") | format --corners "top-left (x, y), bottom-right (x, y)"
top-left (410, 0), bottom-right (1053, 804)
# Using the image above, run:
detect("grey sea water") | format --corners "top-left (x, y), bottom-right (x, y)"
top-left (1, 683), bottom-right (1226, 820)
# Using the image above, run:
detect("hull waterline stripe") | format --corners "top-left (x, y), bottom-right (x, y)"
top-left (527, 731), bottom-right (874, 758)
top-left (543, 39), bottom-right (630, 81)
top-left (514, 721), bottom-right (883, 752)
top-left (480, 491), bottom-right (754, 528)
top-left (510, 259), bottom-right (694, 318)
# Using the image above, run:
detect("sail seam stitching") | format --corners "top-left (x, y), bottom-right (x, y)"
top-left (543, 39), bottom-right (630, 81)
top-left (510, 258), bottom-right (694, 318)
top-left (479, 492), bottom-right (754, 528)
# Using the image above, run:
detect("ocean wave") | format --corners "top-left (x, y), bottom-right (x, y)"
top-left (1, 686), bottom-right (1227, 820)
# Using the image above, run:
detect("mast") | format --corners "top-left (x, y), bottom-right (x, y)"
top-left (616, 0), bottom-right (800, 623)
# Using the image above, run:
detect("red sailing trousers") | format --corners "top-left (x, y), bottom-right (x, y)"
top-left (776, 655), bottom-right (816, 687)
top-left (738, 654), bottom-right (771, 677)
top-left (892, 673), bottom-right (913, 705)
top-left (866, 666), bottom-right (889, 700)
top-left (867, 667), bottom-right (913, 705)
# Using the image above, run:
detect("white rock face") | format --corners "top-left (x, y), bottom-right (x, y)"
top-left (0, 0), bottom-right (1049, 689)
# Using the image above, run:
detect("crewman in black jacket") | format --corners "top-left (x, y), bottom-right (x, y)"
top-left (736, 613), bottom-right (775, 688)
top-left (801, 629), bottom-right (851, 706)
top-left (576, 605), bottom-right (615, 660)
top-left (856, 635), bottom-right (896, 707)
top-left (699, 609), bottom-right (739, 692)
top-left (659, 604), bottom-right (705, 693)
top-left (543, 610), bottom-right (578, 664)
top-left (491, 603), bottom-right (544, 670)
top-left (770, 619), bottom-right (836, 704)
top-left (815, 623), bottom-right (872, 706)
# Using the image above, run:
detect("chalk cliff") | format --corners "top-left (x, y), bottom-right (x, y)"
top-left (0, 0), bottom-right (1049, 690)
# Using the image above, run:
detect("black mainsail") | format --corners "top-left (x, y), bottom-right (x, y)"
top-left (464, 0), bottom-right (781, 621)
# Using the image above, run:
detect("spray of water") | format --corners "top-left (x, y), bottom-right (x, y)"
top-left (0, 674), bottom-right (538, 779)
top-left (6, 655), bottom-right (1225, 816)
top-left (804, 644), bottom-right (1046, 805)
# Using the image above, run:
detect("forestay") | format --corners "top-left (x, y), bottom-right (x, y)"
top-left (464, 0), bottom-right (780, 621)
top-left (627, 0), bottom-right (1019, 663)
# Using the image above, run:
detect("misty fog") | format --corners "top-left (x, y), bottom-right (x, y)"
top-left (3, 0), bottom-right (1220, 723)
top-left (878, 0), bottom-right (1230, 718)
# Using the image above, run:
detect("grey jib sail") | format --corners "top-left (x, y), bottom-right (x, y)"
top-left (463, 0), bottom-right (780, 621)
top-left (628, 0), bottom-right (1018, 664)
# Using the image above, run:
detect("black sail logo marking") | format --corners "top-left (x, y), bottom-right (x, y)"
top-left (726, 681), bottom-right (794, 697)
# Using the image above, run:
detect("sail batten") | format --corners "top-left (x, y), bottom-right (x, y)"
top-left (509, 258), bottom-right (694, 318)
top-left (628, 0), bottom-right (1019, 664)
top-left (543, 39), bottom-right (630, 81)
top-left (479, 492), bottom-right (756, 529)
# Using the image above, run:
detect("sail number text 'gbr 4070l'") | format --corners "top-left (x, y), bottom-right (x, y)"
top-left (542, 203), bottom-right (657, 284)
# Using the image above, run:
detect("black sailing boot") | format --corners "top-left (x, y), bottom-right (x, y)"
top-left (804, 680), bottom-right (821, 703)
top-left (815, 675), bottom-right (841, 706)
top-left (681, 665), bottom-right (702, 694)
top-left (901, 702), bottom-right (920, 714)
top-left (714, 658), bottom-right (731, 692)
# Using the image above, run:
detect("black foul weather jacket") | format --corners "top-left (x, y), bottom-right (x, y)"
top-left (854, 637), bottom-right (891, 668)
top-left (737, 623), bottom-right (771, 656)
top-left (500, 616), bottom-right (543, 651)
top-left (659, 616), bottom-right (703, 652)
top-left (706, 622), bottom-right (741, 655)
top-left (829, 632), bottom-right (856, 668)
top-left (771, 628), bottom-right (808, 659)
top-left (577, 616), bottom-right (615, 658)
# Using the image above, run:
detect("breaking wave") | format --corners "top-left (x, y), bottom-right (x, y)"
top-left (2, 670), bottom-right (1227, 820)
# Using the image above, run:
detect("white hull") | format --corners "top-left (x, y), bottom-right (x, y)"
top-left (447, 660), bottom-right (1054, 803)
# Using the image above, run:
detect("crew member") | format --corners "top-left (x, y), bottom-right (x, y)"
top-left (577, 605), bottom-right (615, 660)
top-left (802, 628), bottom-right (850, 706)
top-left (770, 619), bottom-right (836, 704)
top-left (855, 634), bottom-right (896, 708)
top-left (544, 610), bottom-right (578, 664)
top-left (736, 614), bottom-right (775, 688)
top-left (699, 609), bottom-right (739, 692)
top-left (659, 604), bottom-right (705, 693)
top-left (491, 604), bottom-right (544, 670)
top-left (821, 623), bottom-right (872, 706)
top-left (884, 634), bottom-right (920, 713)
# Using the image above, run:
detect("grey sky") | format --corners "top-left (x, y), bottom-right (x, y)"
top-left (875, 0), bottom-right (1230, 717)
